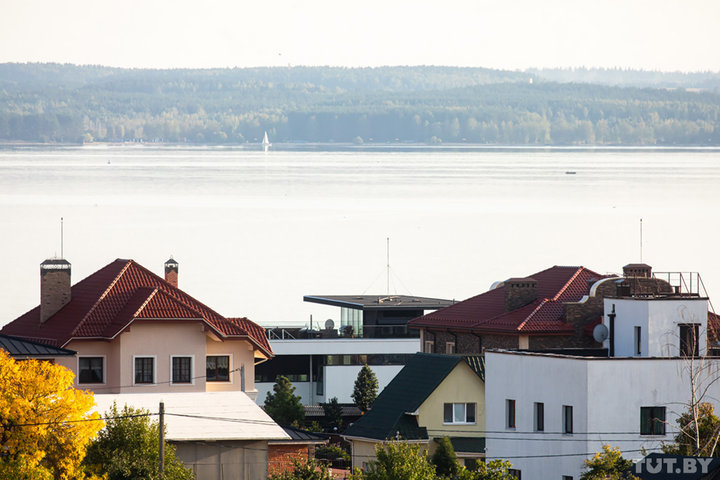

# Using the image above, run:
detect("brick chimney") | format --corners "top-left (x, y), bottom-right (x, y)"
top-left (164, 257), bottom-right (179, 288)
top-left (623, 263), bottom-right (652, 278)
top-left (40, 259), bottom-right (71, 323)
top-left (504, 277), bottom-right (538, 312)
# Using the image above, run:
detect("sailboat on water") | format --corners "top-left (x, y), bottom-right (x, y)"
top-left (262, 131), bottom-right (271, 152)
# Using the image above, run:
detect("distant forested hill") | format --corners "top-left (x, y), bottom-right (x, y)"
top-left (1, 63), bottom-right (719, 145)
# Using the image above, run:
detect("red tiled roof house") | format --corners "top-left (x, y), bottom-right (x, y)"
top-left (408, 264), bottom-right (679, 354)
top-left (1, 257), bottom-right (273, 397)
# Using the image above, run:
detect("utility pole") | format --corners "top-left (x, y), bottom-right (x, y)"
top-left (386, 237), bottom-right (390, 296)
top-left (159, 402), bottom-right (165, 478)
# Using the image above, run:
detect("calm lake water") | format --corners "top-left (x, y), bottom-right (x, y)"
top-left (2, 145), bottom-right (720, 327)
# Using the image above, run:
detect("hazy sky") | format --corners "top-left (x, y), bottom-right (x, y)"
top-left (1, 0), bottom-right (719, 71)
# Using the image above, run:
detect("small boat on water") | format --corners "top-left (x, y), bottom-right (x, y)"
top-left (262, 131), bottom-right (271, 152)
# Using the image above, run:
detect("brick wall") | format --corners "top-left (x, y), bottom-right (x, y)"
top-left (268, 444), bottom-right (313, 476)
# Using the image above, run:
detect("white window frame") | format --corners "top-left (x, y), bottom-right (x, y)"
top-left (170, 355), bottom-right (195, 385)
top-left (443, 402), bottom-right (476, 425)
top-left (424, 340), bottom-right (434, 353)
top-left (132, 355), bottom-right (157, 386)
top-left (77, 355), bottom-right (106, 385)
top-left (206, 354), bottom-right (233, 383)
top-left (445, 341), bottom-right (456, 354)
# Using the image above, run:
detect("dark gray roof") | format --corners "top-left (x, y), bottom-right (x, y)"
top-left (0, 334), bottom-right (76, 357)
top-left (305, 405), bottom-right (362, 417)
top-left (303, 295), bottom-right (455, 311)
top-left (344, 353), bottom-right (483, 441)
top-left (270, 425), bottom-right (328, 444)
top-left (445, 437), bottom-right (486, 455)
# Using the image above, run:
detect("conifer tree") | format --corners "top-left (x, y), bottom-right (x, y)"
top-left (264, 375), bottom-right (306, 426)
top-left (352, 364), bottom-right (379, 413)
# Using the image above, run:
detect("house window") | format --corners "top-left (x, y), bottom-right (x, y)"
top-left (445, 342), bottom-right (455, 354)
top-left (562, 405), bottom-right (573, 434)
top-left (640, 406), bottom-right (666, 435)
top-left (562, 476), bottom-right (573, 480)
top-left (78, 357), bottom-right (104, 384)
top-left (634, 326), bottom-right (642, 355)
top-left (206, 355), bottom-right (230, 382)
top-left (172, 356), bottom-right (192, 384)
top-left (443, 403), bottom-right (476, 424)
top-left (534, 402), bottom-right (544, 432)
top-left (508, 469), bottom-right (521, 480)
top-left (134, 357), bottom-right (154, 384)
top-left (424, 340), bottom-right (434, 353)
top-left (679, 324), bottom-right (700, 357)
top-left (506, 399), bottom-right (516, 428)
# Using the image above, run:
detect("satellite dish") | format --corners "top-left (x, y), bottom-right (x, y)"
top-left (593, 323), bottom-right (609, 343)
top-left (325, 319), bottom-right (335, 330)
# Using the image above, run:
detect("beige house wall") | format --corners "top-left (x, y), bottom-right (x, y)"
top-left (119, 321), bottom-right (208, 393)
top-left (65, 339), bottom-right (121, 393)
top-left (206, 335), bottom-right (256, 393)
top-left (417, 361), bottom-right (485, 438)
top-left (63, 320), bottom-right (258, 395)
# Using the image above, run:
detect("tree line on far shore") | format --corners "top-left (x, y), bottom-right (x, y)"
top-left (1, 63), bottom-right (720, 146)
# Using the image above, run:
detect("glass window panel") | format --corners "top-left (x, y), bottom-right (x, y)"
top-left (443, 403), bottom-right (453, 423)
top-left (454, 403), bottom-right (465, 422)
top-left (466, 403), bottom-right (476, 423)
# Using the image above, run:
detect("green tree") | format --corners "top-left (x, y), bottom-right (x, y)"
top-left (431, 437), bottom-right (458, 477)
top-left (662, 402), bottom-right (720, 457)
top-left (269, 458), bottom-right (334, 480)
top-left (315, 444), bottom-right (350, 468)
top-left (454, 460), bottom-right (516, 480)
top-left (580, 445), bottom-right (637, 480)
top-left (83, 403), bottom-right (193, 480)
top-left (357, 440), bottom-right (436, 480)
top-left (320, 397), bottom-right (344, 432)
top-left (352, 364), bottom-right (379, 413)
top-left (265, 375), bottom-right (306, 426)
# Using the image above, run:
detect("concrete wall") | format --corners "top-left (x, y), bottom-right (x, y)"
top-left (604, 297), bottom-right (708, 357)
top-left (485, 351), bottom-right (589, 479)
top-left (174, 440), bottom-right (268, 480)
top-left (485, 350), bottom-right (720, 480)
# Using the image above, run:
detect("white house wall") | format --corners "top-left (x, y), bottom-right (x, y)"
top-left (485, 351), bottom-right (589, 479)
top-left (605, 298), bottom-right (708, 357)
top-left (485, 351), bottom-right (720, 480)
top-left (255, 364), bottom-right (404, 405)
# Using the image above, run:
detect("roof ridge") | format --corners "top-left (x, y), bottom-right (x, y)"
top-left (131, 287), bottom-right (160, 318)
top-left (515, 299), bottom-right (550, 331)
top-left (552, 266), bottom-right (585, 301)
top-left (70, 259), bottom-right (133, 338)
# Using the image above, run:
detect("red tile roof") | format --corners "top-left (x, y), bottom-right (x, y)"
top-left (409, 265), bottom-right (604, 335)
top-left (1, 259), bottom-right (272, 357)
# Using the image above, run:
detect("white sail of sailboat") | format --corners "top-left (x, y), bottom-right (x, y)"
top-left (262, 131), bottom-right (271, 152)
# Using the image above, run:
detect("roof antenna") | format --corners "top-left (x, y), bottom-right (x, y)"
top-left (639, 218), bottom-right (643, 263)
top-left (60, 217), bottom-right (64, 259)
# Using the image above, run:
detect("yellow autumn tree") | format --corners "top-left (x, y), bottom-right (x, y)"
top-left (0, 350), bottom-right (104, 480)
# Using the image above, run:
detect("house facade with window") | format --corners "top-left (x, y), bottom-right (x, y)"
top-left (343, 353), bottom-right (485, 470)
top-left (1, 257), bottom-right (288, 480)
top-left (2, 257), bottom-right (273, 396)
top-left (484, 293), bottom-right (720, 479)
